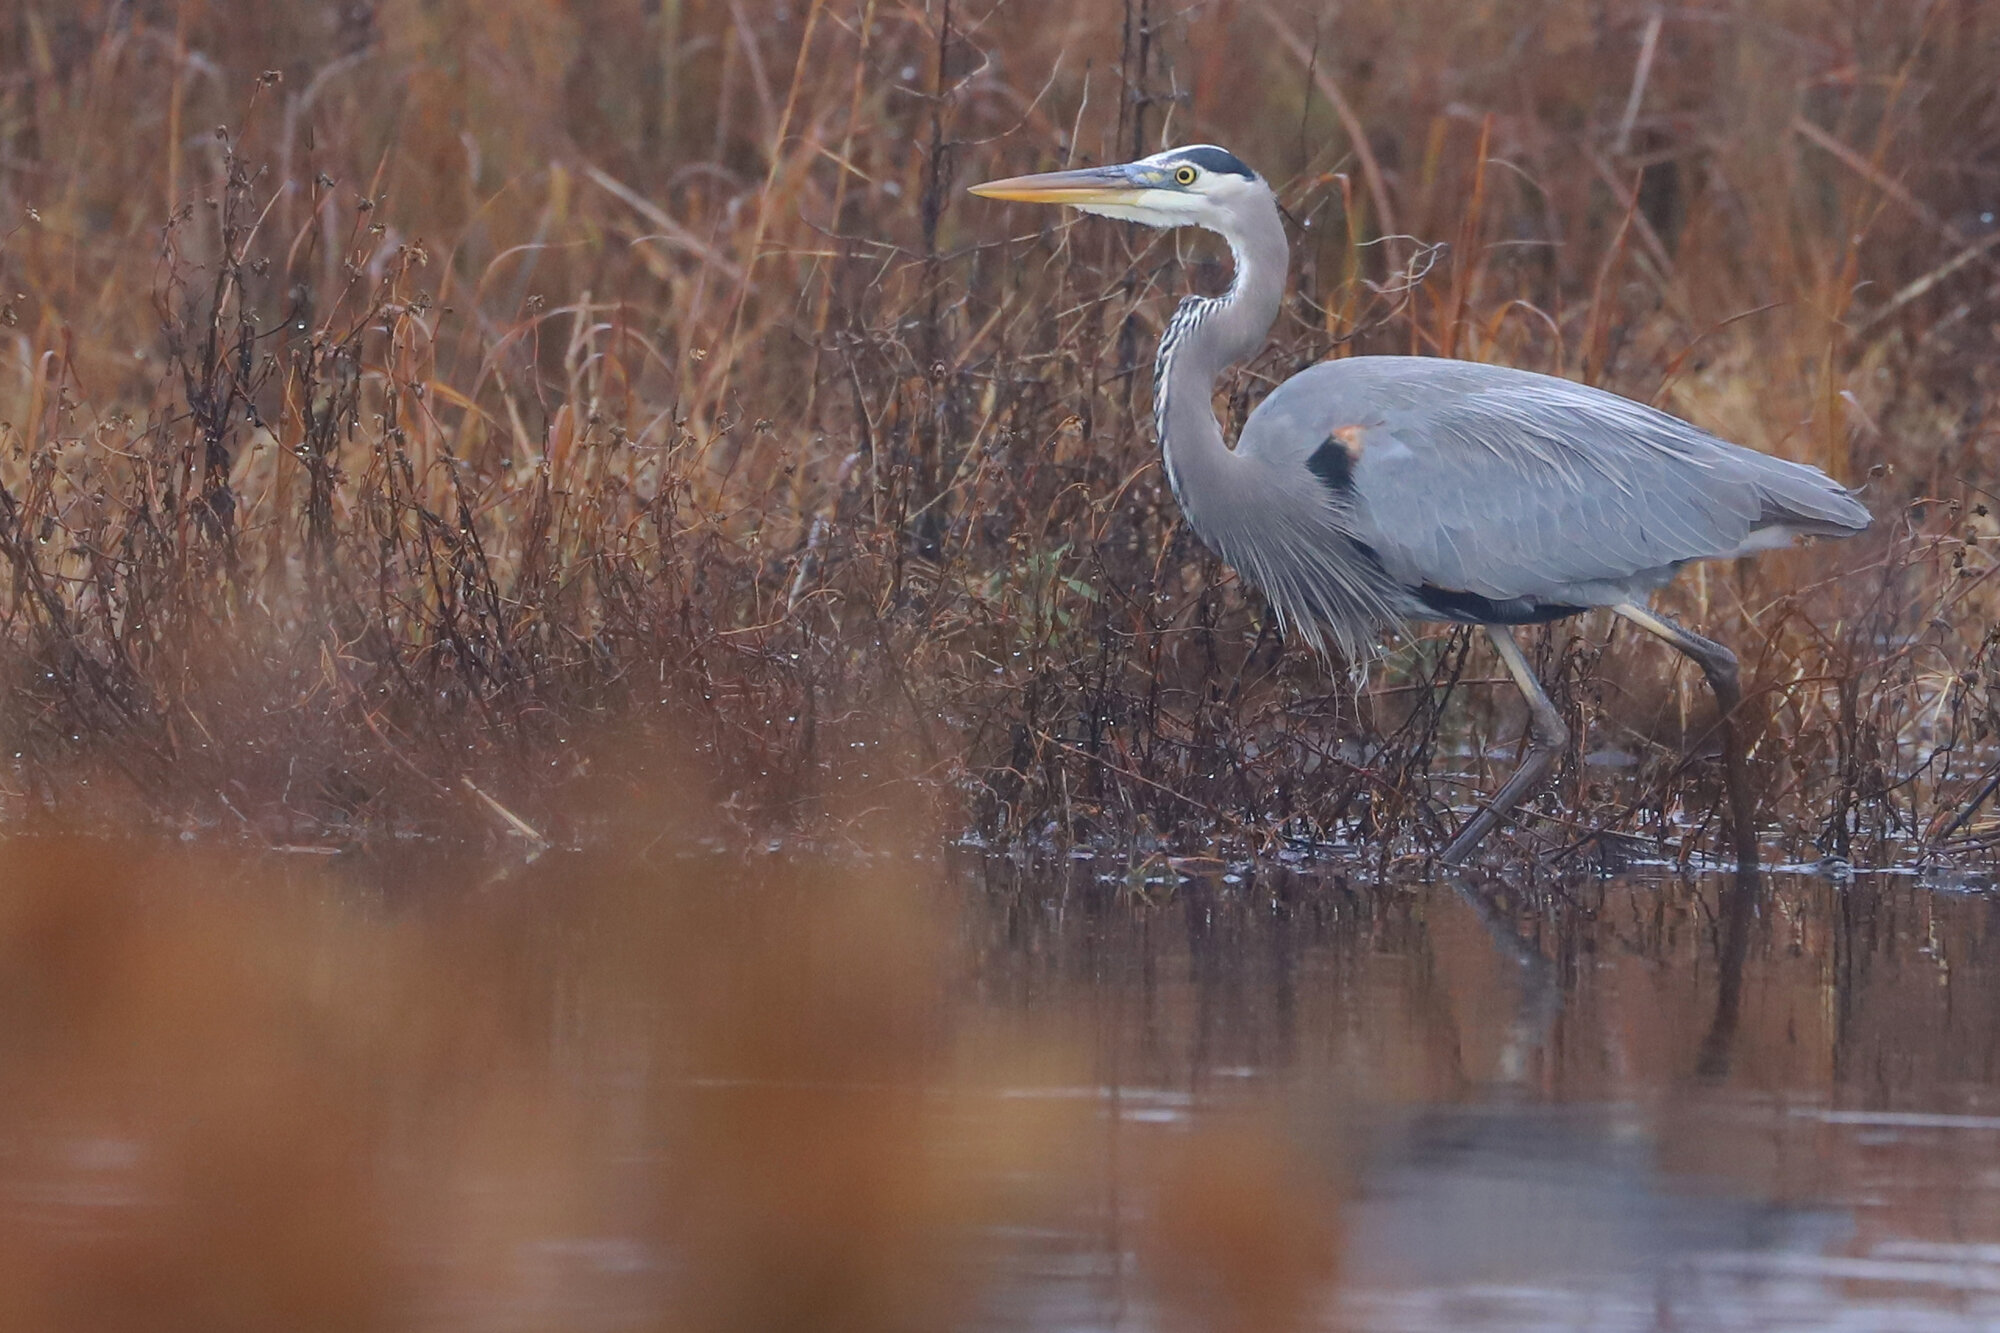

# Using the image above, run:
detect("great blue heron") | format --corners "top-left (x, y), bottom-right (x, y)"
top-left (970, 145), bottom-right (1870, 871)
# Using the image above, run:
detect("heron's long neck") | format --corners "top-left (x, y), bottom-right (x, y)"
top-left (1154, 196), bottom-right (1288, 510)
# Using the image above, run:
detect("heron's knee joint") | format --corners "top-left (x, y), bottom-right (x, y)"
top-left (1703, 656), bottom-right (1742, 705)
top-left (1691, 637), bottom-right (1739, 687)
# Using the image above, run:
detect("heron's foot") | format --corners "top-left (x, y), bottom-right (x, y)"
top-left (1439, 809), bottom-right (1507, 867)
top-left (1439, 716), bottom-right (1569, 867)
top-left (1576, 826), bottom-right (1649, 874)
top-left (1610, 603), bottom-right (1761, 876)
top-left (1438, 756), bottom-right (1563, 866)
top-left (1438, 626), bottom-right (1573, 867)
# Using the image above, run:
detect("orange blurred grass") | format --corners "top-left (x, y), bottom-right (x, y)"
top-left (0, 798), bottom-right (1348, 1330)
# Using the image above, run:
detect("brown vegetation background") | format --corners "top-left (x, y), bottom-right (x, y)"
top-left (2, 0), bottom-right (1998, 864)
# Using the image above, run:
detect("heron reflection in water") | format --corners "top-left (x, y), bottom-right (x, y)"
top-left (970, 145), bottom-right (1870, 870)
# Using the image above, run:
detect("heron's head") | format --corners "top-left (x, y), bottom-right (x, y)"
top-left (969, 145), bottom-right (1266, 232)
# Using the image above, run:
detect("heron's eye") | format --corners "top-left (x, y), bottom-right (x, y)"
top-left (1173, 165), bottom-right (1198, 186)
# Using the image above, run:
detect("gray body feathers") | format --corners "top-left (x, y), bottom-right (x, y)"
top-left (1182, 356), bottom-right (1870, 658)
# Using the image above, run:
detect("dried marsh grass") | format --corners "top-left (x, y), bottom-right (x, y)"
top-left (1, 0), bottom-right (1997, 866)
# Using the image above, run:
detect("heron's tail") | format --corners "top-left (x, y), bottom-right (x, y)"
top-left (1745, 452), bottom-right (1873, 538)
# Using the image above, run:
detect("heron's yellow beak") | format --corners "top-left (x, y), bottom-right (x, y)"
top-left (968, 164), bottom-right (1147, 206)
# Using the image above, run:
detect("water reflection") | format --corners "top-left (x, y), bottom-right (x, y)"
top-left (0, 834), bottom-right (1995, 1331)
top-left (968, 859), bottom-right (2000, 1330)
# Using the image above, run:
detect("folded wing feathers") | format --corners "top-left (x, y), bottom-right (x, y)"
top-left (1221, 358), bottom-right (1870, 658)
top-left (1356, 380), bottom-right (1868, 602)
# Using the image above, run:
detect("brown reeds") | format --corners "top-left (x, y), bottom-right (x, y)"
top-left (0, 0), bottom-right (1996, 867)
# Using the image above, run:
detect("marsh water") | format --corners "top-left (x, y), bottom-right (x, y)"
top-left (4, 840), bottom-right (1999, 1331)
top-left (965, 859), bottom-right (2000, 1331)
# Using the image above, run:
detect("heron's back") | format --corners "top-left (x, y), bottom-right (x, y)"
top-left (1231, 356), bottom-right (1869, 626)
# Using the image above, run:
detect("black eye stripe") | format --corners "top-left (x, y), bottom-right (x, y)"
top-left (1164, 145), bottom-right (1257, 180)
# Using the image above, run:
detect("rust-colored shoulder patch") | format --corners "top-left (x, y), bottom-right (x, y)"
top-left (1307, 425), bottom-right (1367, 493)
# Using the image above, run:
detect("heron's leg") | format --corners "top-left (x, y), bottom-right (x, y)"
top-left (1612, 602), bottom-right (1759, 875)
top-left (1440, 626), bottom-right (1570, 866)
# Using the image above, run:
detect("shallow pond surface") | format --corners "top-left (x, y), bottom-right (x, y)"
top-left (961, 860), bottom-right (2000, 1331)
top-left (3, 839), bottom-right (1998, 1331)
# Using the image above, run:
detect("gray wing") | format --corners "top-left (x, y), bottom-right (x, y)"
top-left (1237, 356), bottom-right (1870, 606)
